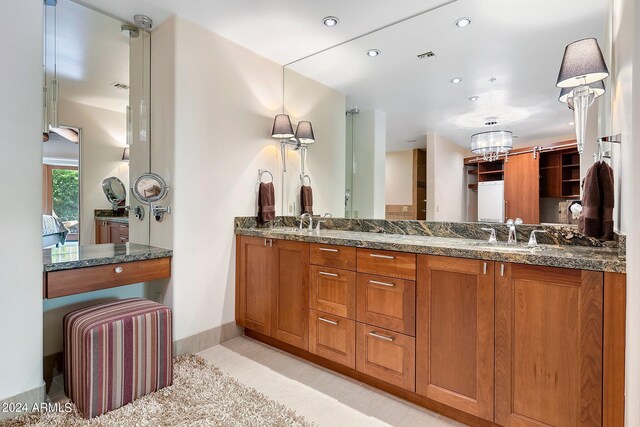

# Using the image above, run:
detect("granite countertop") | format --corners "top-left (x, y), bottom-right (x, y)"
top-left (235, 227), bottom-right (626, 273)
top-left (95, 216), bottom-right (129, 224)
top-left (44, 243), bottom-right (173, 272)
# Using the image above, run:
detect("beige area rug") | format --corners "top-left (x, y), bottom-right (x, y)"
top-left (2, 354), bottom-right (314, 427)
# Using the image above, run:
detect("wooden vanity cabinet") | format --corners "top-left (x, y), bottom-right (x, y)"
top-left (236, 236), bottom-right (309, 349)
top-left (416, 255), bottom-right (495, 421)
top-left (95, 219), bottom-right (129, 244)
top-left (495, 263), bottom-right (603, 427)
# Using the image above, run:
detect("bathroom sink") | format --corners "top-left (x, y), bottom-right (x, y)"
top-left (468, 242), bottom-right (548, 253)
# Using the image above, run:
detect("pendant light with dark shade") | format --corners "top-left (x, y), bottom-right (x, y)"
top-left (293, 121), bottom-right (315, 144)
top-left (556, 38), bottom-right (609, 153)
top-left (271, 114), bottom-right (294, 139)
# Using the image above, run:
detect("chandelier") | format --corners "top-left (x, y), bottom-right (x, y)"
top-left (470, 130), bottom-right (513, 162)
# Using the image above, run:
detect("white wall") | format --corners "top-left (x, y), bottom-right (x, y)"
top-left (283, 69), bottom-right (346, 217)
top-left (150, 16), bottom-right (344, 342)
top-left (0, 0), bottom-right (44, 405)
top-left (608, 0), bottom-right (640, 425)
top-left (426, 133), bottom-right (470, 222)
top-left (58, 99), bottom-right (129, 245)
top-left (352, 110), bottom-right (386, 218)
top-left (385, 150), bottom-right (413, 206)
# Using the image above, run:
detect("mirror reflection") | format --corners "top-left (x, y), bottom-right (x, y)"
top-left (42, 0), bottom-right (151, 247)
top-left (284, 0), bottom-right (609, 226)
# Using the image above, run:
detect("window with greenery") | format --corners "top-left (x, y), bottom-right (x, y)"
top-left (52, 169), bottom-right (79, 221)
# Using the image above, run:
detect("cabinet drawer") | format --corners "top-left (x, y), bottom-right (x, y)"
top-left (357, 249), bottom-right (416, 280)
top-left (309, 309), bottom-right (356, 369)
top-left (310, 243), bottom-right (356, 271)
top-left (356, 323), bottom-right (415, 391)
top-left (310, 266), bottom-right (356, 319)
top-left (45, 257), bottom-right (171, 298)
top-left (356, 274), bottom-right (415, 336)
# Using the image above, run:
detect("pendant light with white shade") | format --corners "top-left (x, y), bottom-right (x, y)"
top-left (556, 38), bottom-right (609, 153)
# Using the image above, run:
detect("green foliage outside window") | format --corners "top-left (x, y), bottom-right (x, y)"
top-left (52, 169), bottom-right (79, 220)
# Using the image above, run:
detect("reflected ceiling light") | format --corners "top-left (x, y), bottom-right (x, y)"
top-left (455, 17), bottom-right (471, 27)
top-left (450, 77), bottom-right (462, 84)
top-left (471, 130), bottom-right (513, 162)
top-left (556, 38), bottom-right (609, 153)
top-left (323, 16), bottom-right (339, 27)
top-left (366, 49), bottom-right (380, 57)
top-left (569, 122), bottom-right (575, 126)
top-left (469, 96), bottom-right (480, 101)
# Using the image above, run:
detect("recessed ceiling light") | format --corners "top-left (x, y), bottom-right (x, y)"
top-left (455, 17), bottom-right (471, 28)
top-left (366, 49), bottom-right (380, 57)
top-left (323, 16), bottom-right (339, 27)
top-left (568, 121), bottom-right (575, 126)
top-left (469, 96), bottom-right (480, 101)
top-left (450, 77), bottom-right (462, 84)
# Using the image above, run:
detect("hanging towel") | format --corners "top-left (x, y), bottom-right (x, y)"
top-left (301, 185), bottom-right (313, 215)
top-left (598, 161), bottom-right (615, 241)
top-left (257, 182), bottom-right (275, 224)
top-left (579, 161), bottom-right (615, 240)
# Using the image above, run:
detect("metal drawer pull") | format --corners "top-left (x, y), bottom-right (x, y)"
top-left (369, 331), bottom-right (395, 342)
top-left (369, 280), bottom-right (395, 287)
top-left (114, 266), bottom-right (123, 274)
top-left (319, 247), bottom-right (338, 252)
top-left (483, 262), bottom-right (488, 275)
top-left (318, 317), bottom-right (338, 325)
top-left (369, 253), bottom-right (395, 260)
top-left (500, 264), bottom-right (505, 277)
top-left (319, 271), bottom-right (339, 277)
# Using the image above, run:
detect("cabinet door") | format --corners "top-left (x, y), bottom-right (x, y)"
top-left (235, 236), bottom-right (273, 335)
top-left (95, 220), bottom-right (109, 244)
top-left (271, 239), bottom-right (310, 350)
top-left (108, 222), bottom-right (122, 243)
top-left (495, 263), bottom-right (603, 427)
top-left (504, 152), bottom-right (539, 224)
top-left (416, 255), bottom-right (495, 421)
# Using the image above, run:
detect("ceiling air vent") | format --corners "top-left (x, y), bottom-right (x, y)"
top-left (110, 81), bottom-right (130, 90)
top-left (417, 51), bottom-right (435, 60)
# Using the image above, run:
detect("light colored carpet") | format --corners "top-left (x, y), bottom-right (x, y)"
top-left (2, 354), bottom-right (314, 427)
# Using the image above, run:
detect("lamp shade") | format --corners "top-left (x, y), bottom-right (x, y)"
top-left (271, 114), bottom-right (294, 138)
top-left (294, 121), bottom-right (315, 144)
top-left (556, 38), bottom-right (609, 88)
top-left (558, 80), bottom-right (605, 103)
top-left (470, 131), bottom-right (513, 155)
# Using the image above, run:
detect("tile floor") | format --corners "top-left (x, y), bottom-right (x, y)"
top-left (198, 336), bottom-right (463, 427)
top-left (46, 335), bottom-right (463, 426)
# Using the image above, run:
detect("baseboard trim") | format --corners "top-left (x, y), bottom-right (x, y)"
top-left (173, 322), bottom-right (243, 357)
top-left (0, 383), bottom-right (45, 421)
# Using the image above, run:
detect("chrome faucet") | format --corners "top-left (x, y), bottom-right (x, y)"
top-left (528, 229), bottom-right (547, 247)
top-left (506, 218), bottom-right (523, 244)
top-left (481, 227), bottom-right (498, 244)
top-left (315, 213), bottom-right (332, 232)
top-left (299, 213), bottom-right (313, 231)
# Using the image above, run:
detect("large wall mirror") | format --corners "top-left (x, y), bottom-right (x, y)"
top-left (42, 0), bottom-right (151, 247)
top-left (284, 0), bottom-right (610, 226)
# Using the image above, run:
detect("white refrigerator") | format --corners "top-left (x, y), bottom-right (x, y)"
top-left (478, 181), bottom-right (505, 223)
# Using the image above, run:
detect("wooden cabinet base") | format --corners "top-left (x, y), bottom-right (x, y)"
top-left (244, 329), bottom-right (498, 427)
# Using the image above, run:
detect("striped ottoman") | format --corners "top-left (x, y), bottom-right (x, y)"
top-left (64, 298), bottom-right (173, 419)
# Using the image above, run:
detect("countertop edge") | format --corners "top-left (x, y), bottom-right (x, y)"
top-left (44, 250), bottom-right (173, 272)
top-left (235, 229), bottom-right (626, 274)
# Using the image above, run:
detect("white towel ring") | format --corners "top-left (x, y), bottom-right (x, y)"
top-left (301, 174), bottom-right (311, 186)
top-left (258, 169), bottom-right (273, 183)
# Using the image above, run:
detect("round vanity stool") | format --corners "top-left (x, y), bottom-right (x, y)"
top-left (63, 298), bottom-right (173, 419)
